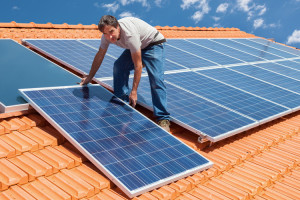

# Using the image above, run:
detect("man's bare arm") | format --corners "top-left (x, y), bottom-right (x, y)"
top-left (80, 47), bottom-right (107, 85)
top-left (129, 50), bottom-right (143, 107)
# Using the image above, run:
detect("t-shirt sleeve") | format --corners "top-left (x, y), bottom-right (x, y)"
top-left (100, 34), bottom-right (110, 50)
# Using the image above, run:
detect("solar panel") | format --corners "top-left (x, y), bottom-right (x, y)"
top-left (249, 38), bottom-right (300, 56)
top-left (167, 39), bottom-right (242, 66)
top-left (102, 77), bottom-right (257, 141)
top-left (187, 39), bottom-right (263, 63)
top-left (198, 68), bottom-right (300, 109)
top-left (275, 60), bottom-right (300, 71)
top-left (0, 39), bottom-right (80, 113)
top-left (230, 65), bottom-right (300, 93)
top-left (23, 39), bottom-right (116, 79)
top-left (166, 71), bottom-right (290, 118)
top-left (254, 62), bottom-right (300, 81)
top-left (19, 85), bottom-right (212, 197)
top-left (211, 39), bottom-right (282, 61)
top-left (231, 39), bottom-right (297, 59)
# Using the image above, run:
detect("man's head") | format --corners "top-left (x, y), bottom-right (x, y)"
top-left (98, 15), bottom-right (120, 43)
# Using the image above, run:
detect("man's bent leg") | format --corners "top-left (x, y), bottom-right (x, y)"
top-left (113, 49), bottom-right (134, 102)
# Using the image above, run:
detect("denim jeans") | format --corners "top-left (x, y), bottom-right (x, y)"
top-left (113, 43), bottom-right (170, 121)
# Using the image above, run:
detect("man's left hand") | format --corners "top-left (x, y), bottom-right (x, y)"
top-left (129, 90), bottom-right (137, 107)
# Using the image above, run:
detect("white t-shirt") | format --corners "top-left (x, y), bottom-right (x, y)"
top-left (100, 17), bottom-right (164, 53)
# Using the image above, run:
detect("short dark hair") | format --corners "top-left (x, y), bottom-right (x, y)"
top-left (98, 15), bottom-right (119, 32)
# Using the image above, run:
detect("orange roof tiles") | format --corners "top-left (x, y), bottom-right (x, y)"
top-left (0, 21), bottom-right (300, 199)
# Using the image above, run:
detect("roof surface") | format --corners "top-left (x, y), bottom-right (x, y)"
top-left (0, 21), bottom-right (300, 200)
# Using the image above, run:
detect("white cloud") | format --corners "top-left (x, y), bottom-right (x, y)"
top-left (12, 6), bottom-right (20, 10)
top-left (212, 16), bottom-right (220, 21)
top-left (181, 0), bottom-right (210, 23)
top-left (287, 30), bottom-right (300, 45)
top-left (102, 2), bottom-right (119, 13)
top-left (155, 0), bottom-right (163, 7)
top-left (256, 4), bottom-right (266, 16)
top-left (119, 11), bottom-right (135, 18)
top-left (237, 0), bottom-right (253, 12)
top-left (120, 0), bottom-right (149, 7)
top-left (216, 3), bottom-right (229, 13)
top-left (253, 18), bottom-right (264, 29)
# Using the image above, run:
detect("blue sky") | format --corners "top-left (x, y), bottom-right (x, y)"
top-left (1, 0), bottom-right (300, 49)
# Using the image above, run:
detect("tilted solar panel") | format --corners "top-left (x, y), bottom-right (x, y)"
top-left (19, 85), bottom-right (212, 197)
top-left (23, 39), bottom-right (116, 79)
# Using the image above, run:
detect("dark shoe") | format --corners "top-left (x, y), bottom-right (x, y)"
top-left (158, 119), bottom-right (170, 132)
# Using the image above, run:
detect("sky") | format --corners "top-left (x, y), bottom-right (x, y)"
top-left (1, 0), bottom-right (300, 49)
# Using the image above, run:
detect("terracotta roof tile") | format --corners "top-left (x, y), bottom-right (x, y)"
top-left (22, 177), bottom-right (71, 200)
top-left (0, 185), bottom-right (35, 200)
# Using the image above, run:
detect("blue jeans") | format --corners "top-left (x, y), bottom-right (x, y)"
top-left (113, 43), bottom-right (170, 121)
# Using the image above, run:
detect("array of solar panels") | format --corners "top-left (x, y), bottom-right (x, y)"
top-left (23, 38), bottom-right (300, 142)
top-left (20, 85), bottom-right (212, 197)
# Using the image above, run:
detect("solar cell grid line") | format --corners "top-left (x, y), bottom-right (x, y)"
top-left (229, 65), bottom-right (300, 94)
top-left (187, 39), bottom-right (263, 63)
top-left (23, 39), bottom-right (116, 79)
top-left (198, 68), bottom-right (300, 110)
top-left (166, 39), bottom-right (242, 66)
top-left (19, 85), bottom-right (212, 198)
top-left (249, 38), bottom-right (300, 56)
top-left (211, 39), bottom-right (282, 61)
top-left (165, 43), bottom-right (218, 69)
top-left (101, 77), bottom-right (257, 142)
top-left (254, 61), bottom-right (300, 81)
top-left (231, 39), bottom-right (297, 59)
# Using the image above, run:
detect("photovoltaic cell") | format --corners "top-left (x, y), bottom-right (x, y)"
top-left (102, 77), bottom-right (256, 141)
top-left (166, 71), bottom-right (289, 120)
top-left (231, 65), bottom-right (300, 93)
top-left (275, 60), bottom-right (300, 71)
top-left (23, 39), bottom-right (115, 79)
top-left (249, 38), bottom-right (300, 56)
top-left (211, 39), bottom-right (281, 61)
top-left (231, 39), bottom-right (297, 59)
top-left (187, 39), bottom-right (261, 62)
top-left (199, 68), bottom-right (300, 109)
top-left (167, 39), bottom-right (242, 65)
top-left (19, 85), bottom-right (212, 197)
top-left (165, 43), bottom-right (217, 68)
top-left (254, 62), bottom-right (300, 81)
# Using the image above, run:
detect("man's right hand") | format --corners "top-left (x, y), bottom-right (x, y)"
top-left (79, 75), bottom-right (91, 85)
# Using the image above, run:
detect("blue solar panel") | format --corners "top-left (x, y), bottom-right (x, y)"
top-left (231, 39), bottom-right (297, 59)
top-left (19, 85), bottom-right (212, 197)
top-left (167, 39), bottom-right (242, 66)
top-left (275, 60), bottom-right (300, 71)
top-left (187, 39), bottom-right (261, 62)
top-left (166, 71), bottom-right (289, 120)
top-left (231, 65), bottom-right (300, 93)
top-left (254, 62), bottom-right (300, 81)
top-left (249, 38), bottom-right (300, 56)
top-left (199, 68), bottom-right (300, 109)
top-left (0, 39), bottom-right (80, 113)
top-left (211, 39), bottom-right (281, 61)
top-left (24, 39), bottom-right (115, 79)
top-left (165, 43), bottom-right (217, 68)
top-left (102, 77), bottom-right (256, 141)
top-left (79, 39), bottom-right (124, 59)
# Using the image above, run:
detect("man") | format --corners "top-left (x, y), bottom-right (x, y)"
top-left (80, 15), bottom-right (171, 131)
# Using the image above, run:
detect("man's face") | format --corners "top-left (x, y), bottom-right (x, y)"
top-left (102, 25), bottom-right (120, 43)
